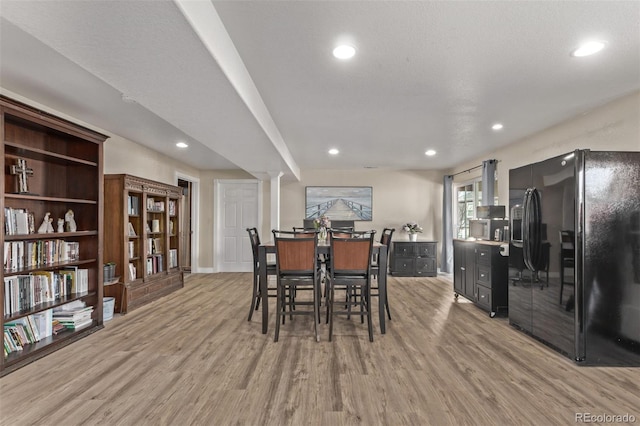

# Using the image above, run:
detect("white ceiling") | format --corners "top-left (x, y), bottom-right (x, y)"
top-left (1, 1), bottom-right (638, 181)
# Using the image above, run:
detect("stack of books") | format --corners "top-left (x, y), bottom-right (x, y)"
top-left (52, 301), bottom-right (93, 330)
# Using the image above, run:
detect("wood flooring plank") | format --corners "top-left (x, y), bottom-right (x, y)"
top-left (1, 272), bottom-right (639, 425)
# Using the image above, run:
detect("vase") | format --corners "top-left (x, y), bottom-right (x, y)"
top-left (319, 227), bottom-right (327, 242)
top-left (409, 233), bottom-right (418, 242)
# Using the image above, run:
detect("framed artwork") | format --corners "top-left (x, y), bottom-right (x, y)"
top-left (305, 186), bottom-right (372, 221)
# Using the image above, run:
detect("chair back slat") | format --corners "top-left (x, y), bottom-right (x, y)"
top-left (276, 238), bottom-right (317, 271)
top-left (272, 229), bottom-right (318, 273)
top-left (246, 227), bottom-right (260, 261)
top-left (380, 228), bottom-right (395, 246)
top-left (330, 230), bottom-right (375, 273)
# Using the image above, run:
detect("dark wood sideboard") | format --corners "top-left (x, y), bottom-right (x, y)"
top-left (390, 240), bottom-right (438, 277)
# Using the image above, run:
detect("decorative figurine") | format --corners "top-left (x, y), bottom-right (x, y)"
top-left (57, 218), bottom-right (65, 233)
top-left (65, 209), bottom-right (77, 232)
top-left (9, 158), bottom-right (34, 194)
top-left (38, 212), bottom-right (54, 234)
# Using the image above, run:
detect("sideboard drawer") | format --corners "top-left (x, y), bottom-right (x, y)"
top-left (392, 257), bottom-right (415, 275)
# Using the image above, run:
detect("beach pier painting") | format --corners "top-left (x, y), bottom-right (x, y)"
top-left (305, 186), bottom-right (372, 221)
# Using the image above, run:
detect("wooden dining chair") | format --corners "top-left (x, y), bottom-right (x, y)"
top-left (326, 230), bottom-right (376, 342)
top-left (246, 227), bottom-right (277, 321)
top-left (272, 229), bottom-right (321, 342)
top-left (371, 227), bottom-right (394, 320)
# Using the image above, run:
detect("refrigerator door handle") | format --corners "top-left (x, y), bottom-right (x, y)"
top-left (529, 188), bottom-right (542, 272)
top-left (522, 188), bottom-right (533, 271)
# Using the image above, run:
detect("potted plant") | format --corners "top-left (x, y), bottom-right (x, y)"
top-left (403, 222), bottom-right (423, 241)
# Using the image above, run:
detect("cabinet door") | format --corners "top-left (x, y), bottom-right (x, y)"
top-left (392, 257), bottom-right (415, 275)
top-left (476, 284), bottom-right (492, 311)
top-left (476, 264), bottom-right (491, 287)
top-left (453, 242), bottom-right (466, 294)
top-left (393, 243), bottom-right (415, 257)
top-left (416, 243), bottom-right (436, 257)
top-left (464, 245), bottom-right (476, 299)
top-left (416, 257), bottom-right (436, 276)
top-left (476, 245), bottom-right (491, 265)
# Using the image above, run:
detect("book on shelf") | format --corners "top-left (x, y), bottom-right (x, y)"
top-left (2, 309), bottom-right (53, 355)
top-left (127, 195), bottom-right (140, 215)
top-left (169, 249), bottom-right (178, 268)
top-left (128, 241), bottom-right (135, 259)
top-left (168, 200), bottom-right (176, 216)
top-left (146, 197), bottom-right (165, 212)
top-left (4, 273), bottom-right (55, 314)
top-left (4, 207), bottom-right (35, 236)
top-left (32, 309), bottom-right (53, 339)
top-left (3, 267), bottom-right (89, 315)
top-left (128, 263), bottom-right (137, 281)
top-left (59, 267), bottom-right (88, 294)
top-left (3, 239), bottom-right (80, 271)
top-left (128, 222), bottom-right (137, 237)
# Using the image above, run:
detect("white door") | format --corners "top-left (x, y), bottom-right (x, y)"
top-left (215, 180), bottom-right (260, 272)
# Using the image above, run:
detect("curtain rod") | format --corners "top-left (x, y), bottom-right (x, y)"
top-left (451, 164), bottom-right (483, 177)
top-left (450, 159), bottom-right (499, 177)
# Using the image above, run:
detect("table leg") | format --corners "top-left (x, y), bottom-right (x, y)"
top-left (258, 245), bottom-right (269, 334)
top-left (378, 246), bottom-right (387, 334)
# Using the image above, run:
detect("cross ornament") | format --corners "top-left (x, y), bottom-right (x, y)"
top-left (10, 158), bottom-right (34, 194)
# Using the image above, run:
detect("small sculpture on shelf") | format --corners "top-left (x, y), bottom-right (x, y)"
top-left (57, 218), bottom-right (65, 233)
top-left (37, 212), bottom-right (54, 234)
top-left (9, 158), bottom-right (34, 194)
top-left (65, 209), bottom-right (77, 232)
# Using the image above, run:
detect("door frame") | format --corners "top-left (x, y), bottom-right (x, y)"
top-left (175, 172), bottom-right (200, 273)
top-left (213, 179), bottom-right (263, 273)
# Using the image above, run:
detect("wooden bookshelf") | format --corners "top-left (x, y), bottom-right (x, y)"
top-left (1, 95), bottom-right (108, 376)
top-left (103, 174), bottom-right (183, 313)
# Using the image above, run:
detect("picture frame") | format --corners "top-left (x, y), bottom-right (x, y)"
top-left (305, 186), bottom-right (373, 221)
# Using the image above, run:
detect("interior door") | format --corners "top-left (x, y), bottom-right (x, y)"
top-left (216, 180), bottom-right (259, 272)
top-left (178, 179), bottom-right (192, 272)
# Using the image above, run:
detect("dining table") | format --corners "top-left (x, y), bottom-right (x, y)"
top-left (258, 240), bottom-right (389, 335)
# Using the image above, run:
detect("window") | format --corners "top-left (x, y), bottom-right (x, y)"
top-left (451, 164), bottom-right (499, 239)
top-left (454, 178), bottom-right (482, 239)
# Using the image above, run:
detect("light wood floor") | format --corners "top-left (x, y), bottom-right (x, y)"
top-left (1, 273), bottom-right (638, 425)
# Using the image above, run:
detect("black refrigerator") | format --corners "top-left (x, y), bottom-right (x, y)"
top-left (508, 150), bottom-right (640, 365)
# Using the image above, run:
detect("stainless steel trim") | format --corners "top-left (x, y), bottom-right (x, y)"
top-left (574, 149), bottom-right (586, 362)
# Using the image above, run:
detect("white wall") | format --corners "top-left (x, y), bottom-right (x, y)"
top-left (281, 169), bottom-right (443, 242)
top-left (450, 90), bottom-right (640, 205)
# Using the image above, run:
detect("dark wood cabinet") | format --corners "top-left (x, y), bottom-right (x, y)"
top-left (453, 240), bottom-right (475, 298)
top-left (453, 239), bottom-right (508, 317)
top-left (103, 174), bottom-right (183, 314)
top-left (1, 95), bottom-right (108, 376)
top-left (390, 241), bottom-right (437, 277)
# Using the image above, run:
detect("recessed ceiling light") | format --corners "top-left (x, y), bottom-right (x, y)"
top-left (176, 142), bottom-right (188, 148)
top-left (492, 123), bottom-right (504, 131)
top-left (333, 45), bottom-right (356, 60)
top-left (328, 148), bottom-right (339, 155)
top-left (571, 41), bottom-right (606, 57)
top-left (425, 150), bottom-right (437, 156)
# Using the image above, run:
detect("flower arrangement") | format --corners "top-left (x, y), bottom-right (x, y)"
top-left (403, 222), bottom-right (423, 234)
top-left (314, 215), bottom-right (331, 229)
